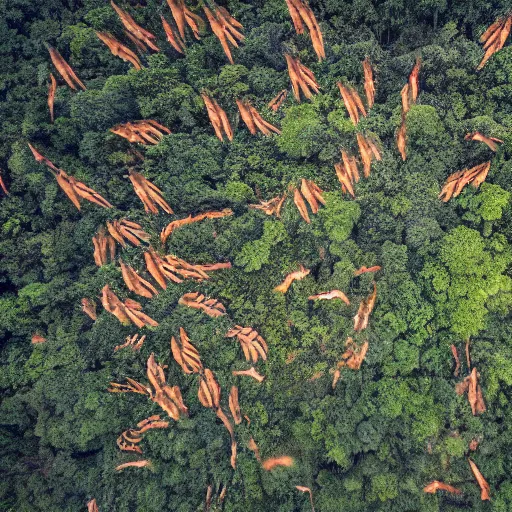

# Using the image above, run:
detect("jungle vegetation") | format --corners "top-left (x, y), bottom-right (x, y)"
top-left (1, 0), bottom-right (512, 510)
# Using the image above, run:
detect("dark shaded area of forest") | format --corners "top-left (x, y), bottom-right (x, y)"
top-left (1, 0), bottom-right (512, 510)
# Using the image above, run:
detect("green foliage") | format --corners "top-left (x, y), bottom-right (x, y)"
top-left (2, 1), bottom-right (512, 510)
top-left (277, 103), bottom-right (327, 158)
top-left (235, 220), bottom-right (288, 271)
top-left (422, 226), bottom-right (512, 338)
top-left (317, 191), bottom-right (361, 242)
top-left (459, 182), bottom-right (510, 223)
top-left (370, 473), bottom-right (398, 502)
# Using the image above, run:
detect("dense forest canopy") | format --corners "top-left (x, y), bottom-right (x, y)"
top-left (1, 0), bottom-right (512, 510)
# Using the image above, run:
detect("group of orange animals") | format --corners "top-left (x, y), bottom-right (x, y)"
top-left (18, 1), bottom-right (511, 508)
top-left (422, 342), bottom-right (491, 501)
top-left (9, 0), bottom-right (504, 212)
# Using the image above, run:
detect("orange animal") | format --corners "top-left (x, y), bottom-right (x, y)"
top-left (292, 179), bottom-right (325, 223)
top-left (478, 14), bottom-right (512, 70)
top-left (465, 339), bottom-right (471, 369)
top-left (438, 162), bottom-right (491, 202)
top-left (296, 486), bottom-right (315, 512)
top-left (295, 485), bottom-right (315, 512)
top-left (337, 81), bottom-right (366, 125)
top-left (401, 84), bottom-right (410, 114)
top-left (286, 0), bottom-right (305, 34)
top-left (356, 133), bottom-right (382, 178)
top-left (123, 30), bottom-right (148, 52)
top-left (275, 264), bottom-right (310, 293)
top-left (144, 248), bottom-right (229, 286)
top-left (202, 93), bottom-right (233, 141)
top-left (236, 99), bottom-right (281, 136)
top-left (232, 367), bottom-right (265, 382)
top-left (114, 333), bottom-right (146, 351)
top-left (107, 219), bottom-right (150, 247)
top-left (456, 367), bottom-right (486, 416)
top-left (161, 209), bottom-right (233, 243)
top-left (397, 119), bottom-right (407, 161)
top-left (130, 416), bottom-right (168, 434)
top-left (54, 169), bottom-right (88, 210)
top-left (396, 59), bottom-right (421, 160)
top-left (342, 150), bottom-right (360, 185)
top-left (408, 58), bottom-right (421, 103)
top-left (354, 265), bottom-right (381, 276)
top-left (204, 484), bottom-right (228, 510)
top-left (0, 172), bottom-right (8, 196)
top-left (48, 73), bottom-right (57, 122)
top-left (285, 54), bottom-right (320, 101)
top-left (261, 456), bottom-right (294, 470)
top-left (53, 171), bottom-right (111, 209)
top-left (205, 486), bottom-right (212, 512)
top-left (332, 338), bottom-right (369, 388)
top-left (147, 354), bottom-right (189, 419)
top-left (111, 120), bottom-right (171, 144)
top-left (226, 326), bottom-right (268, 363)
top-left (192, 261), bottom-right (232, 273)
top-left (353, 282), bottom-right (377, 331)
top-left (229, 386), bottom-right (242, 424)
top-left (29, 145), bottom-right (112, 210)
top-left (197, 368), bottom-right (237, 468)
top-left (58, 171), bottom-right (113, 210)
top-left (399, 59), bottom-right (421, 115)
top-left (110, 1), bottom-right (159, 51)
top-left (117, 433), bottom-right (144, 455)
top-left (28, 143), bottom-right (60, 173)
top-left (203, 5), bottom-right (244, 64)
top-left (178, 292), bottom-right (227, 317)
top-left (87, 499), bottom-right (99, 512)
top-left (81, 298), bottom-right (97, 320)
top-left (110, 355), bottom-right (190, 418)
top-left (171, 327), bottom-right (203, 374)
top-left (423, 481), bottom-right (462, 495)
top-left (465, 132), bottom-right (503, 152)
top-left (197, 368), bottom-right (221, 409)
top-left (61, 172), bottom-right (110, 208)
top-left (468, 458), bottom-right (490, 500)
top-left (362, 57), bottom-right (375, 108)
top-left (268, 89), bottom-right (288, 111)
top-left (249, 194), bottom-right (287, 217)
top-left (101, 285), bottom-right (159, 328)
top-left (108, 378), bottom-right (148, 396)
top-left (31, 334), bottom-right (46, 344)
top-left (308, 290), bottom-right (350, 306)
top-left (128, 170), bottom-right (174, 214)
top-left (334, 152), bottom-right (358, 197)
top-left (96, 32), bottom-right (142, 69)
top-left (117, 415), bottom-right (169, 454)
top-left (166, 0), bottom-right (204, 40)
top-left (115, 460), bottom-right (152, 471)
top-left (92, 227), bottom-right (116, 266)
top-left (120, 259), bottom-right (158, 298)
top-left (218, 485), bottom-right (228, 505)
top-left (48, 47), bottom-right (86, 90)
top-left (161, 15), bottom-right (185, 53)
top-left (285, 0), bottom-right (325, 61)
top-left (248, 438), bottom-right (261, 461)
top-left (451, 344), bottom-right (460, 377)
